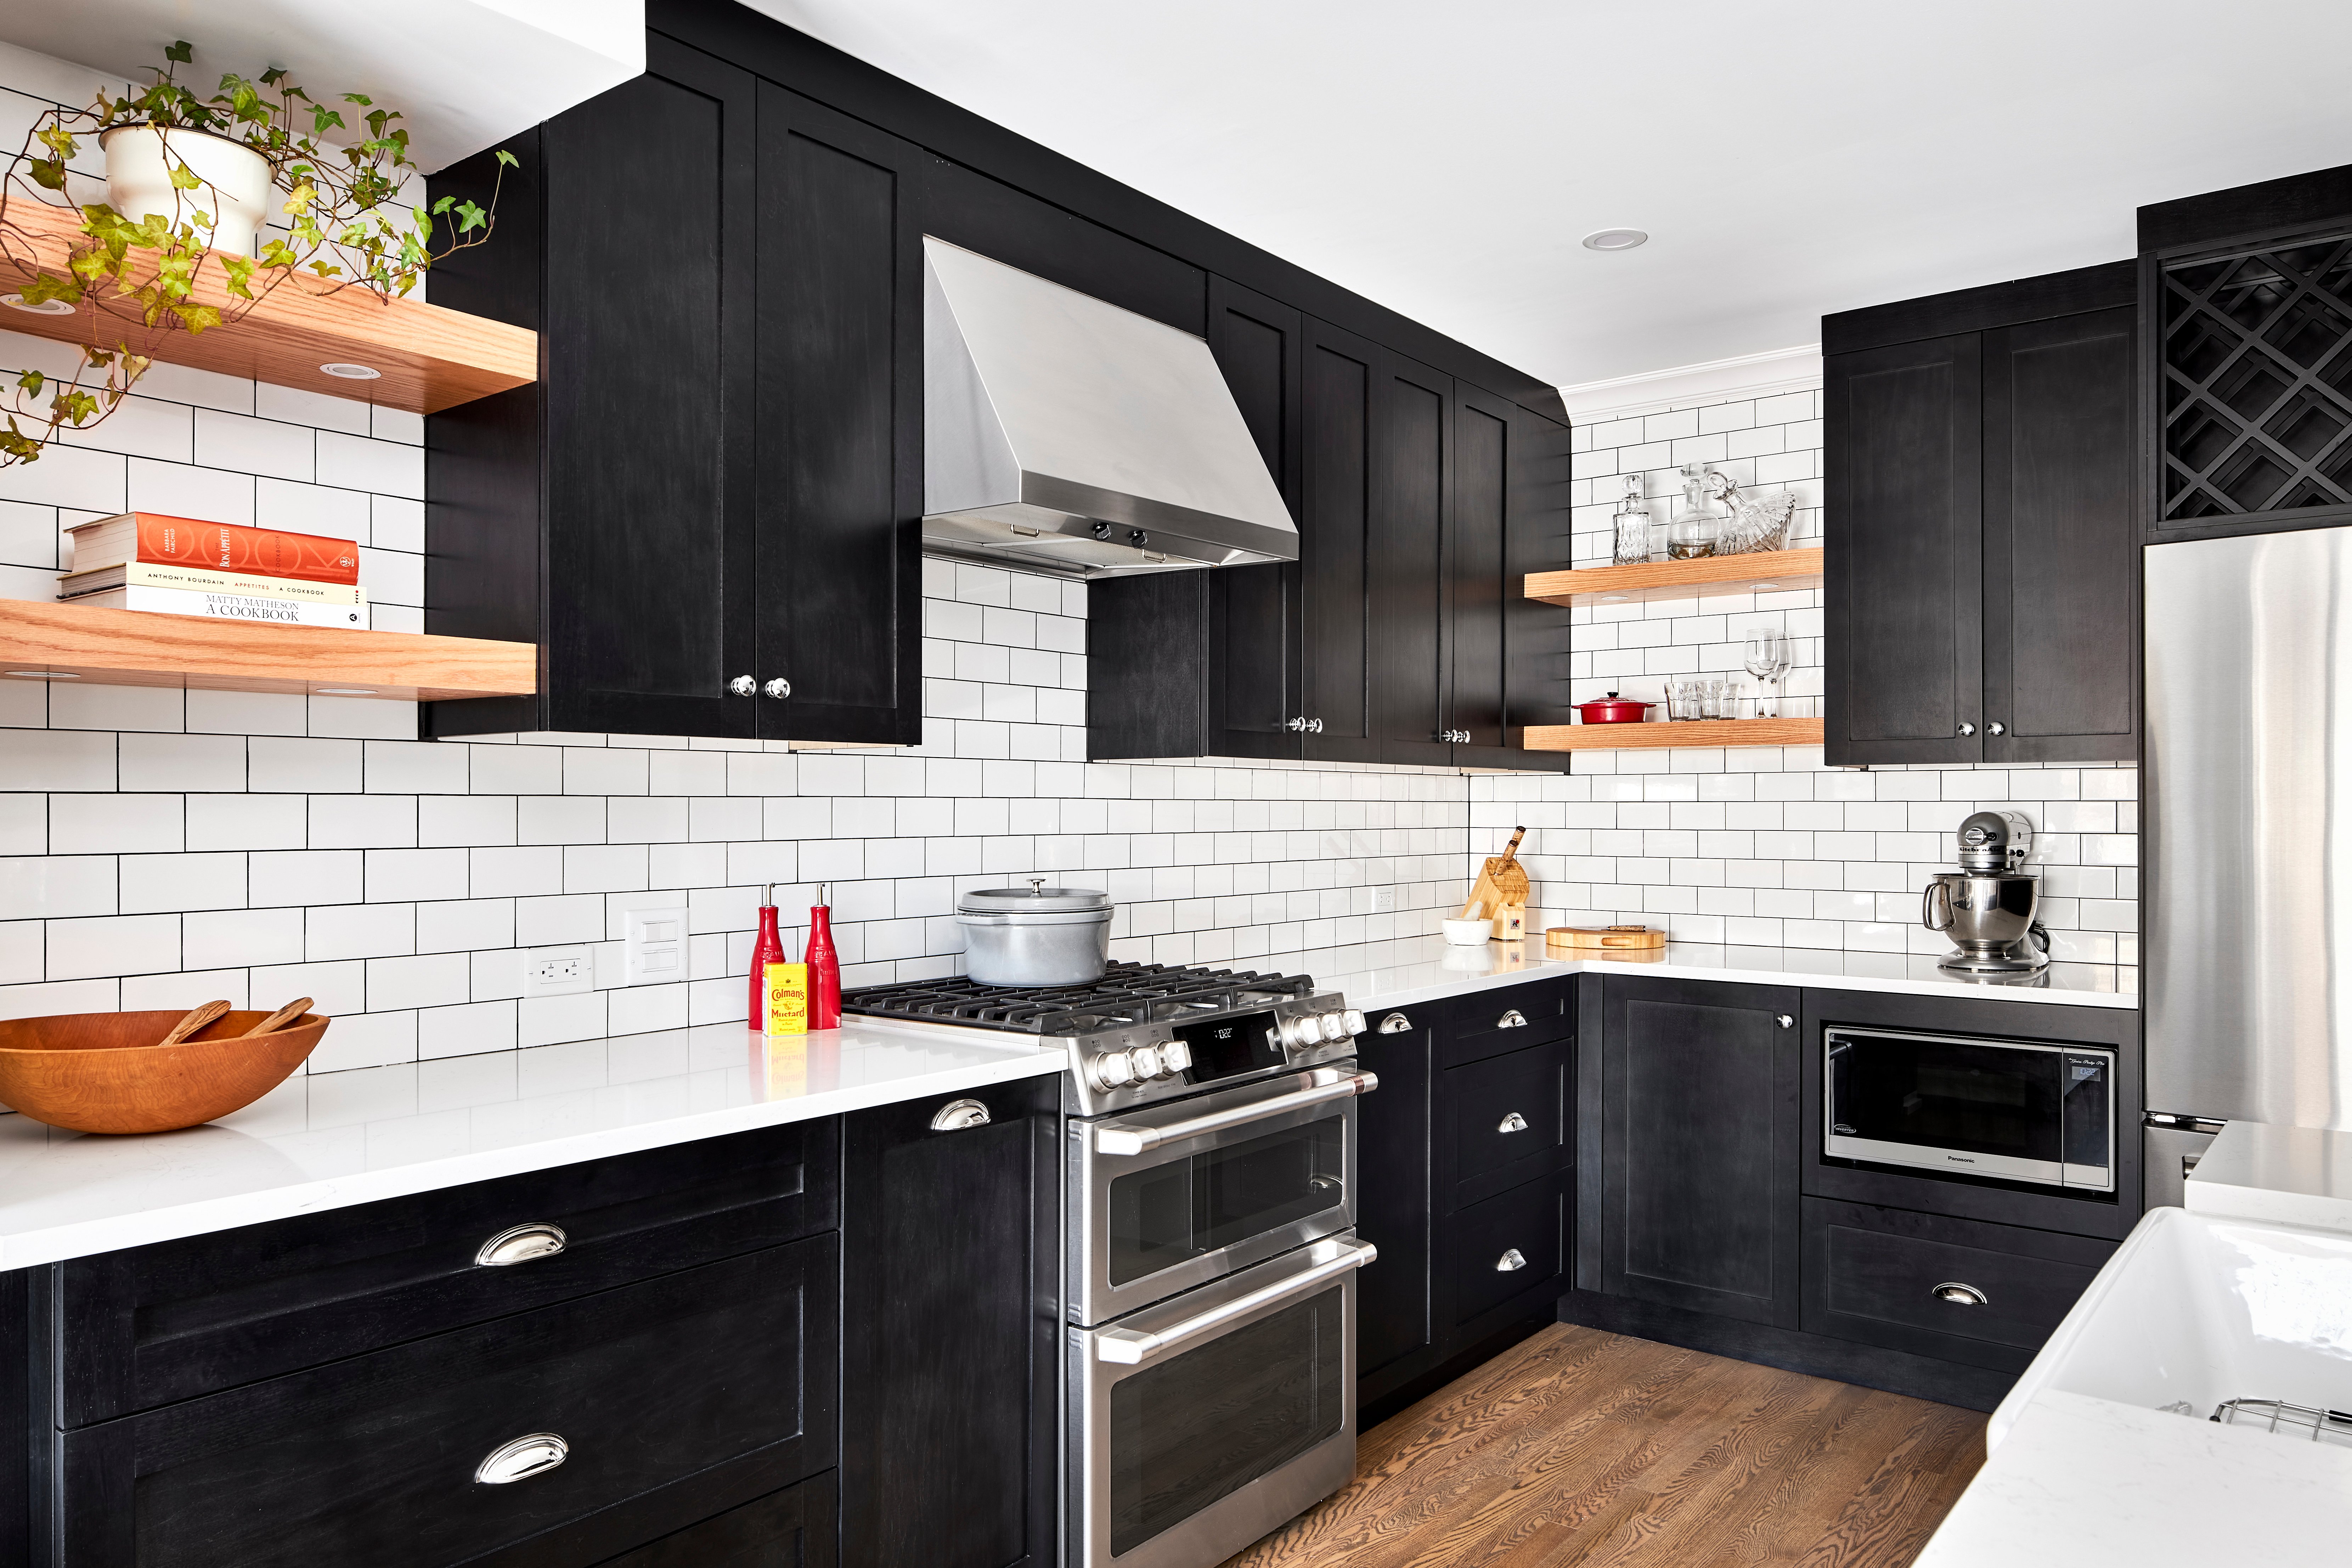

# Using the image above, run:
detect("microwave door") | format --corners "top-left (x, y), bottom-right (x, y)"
top-left (2061, 1052), bottom-right (2115, 1190)
top-left (1824, 1031), bottom-right (2068, 1186)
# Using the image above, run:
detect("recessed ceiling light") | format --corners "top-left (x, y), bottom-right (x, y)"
top-left (6, 669), bottom-right (76, 677)
top-left (319, 362), bottom-right (380, 380)
top-left (2, 293), bottom-right (76, 315)
top-left (316, 687), bottom-right (378, 695)
top-left (1581, 228), bottom-right (1648, 252)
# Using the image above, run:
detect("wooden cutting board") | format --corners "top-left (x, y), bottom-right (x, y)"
top-left (1545, 925), bottom-right (1665, 951)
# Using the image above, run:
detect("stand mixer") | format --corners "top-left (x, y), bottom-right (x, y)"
top-left (1923, 811), bottom-right (2051, 974)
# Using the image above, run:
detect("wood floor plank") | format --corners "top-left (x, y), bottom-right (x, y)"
top-left (1220, 1325), bottom-right (1985, 1568)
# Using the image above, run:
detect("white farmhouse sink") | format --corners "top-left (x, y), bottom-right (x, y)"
top-left (1991, 1204), bottom-right (2352, 1448)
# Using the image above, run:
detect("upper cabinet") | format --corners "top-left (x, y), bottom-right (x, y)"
top-left (1823, 263), bottom-right (2138, 766)
top-left (423, 38), bottom-right (926, 743)
top-left (2141, 162), bottom-right (2352, 542)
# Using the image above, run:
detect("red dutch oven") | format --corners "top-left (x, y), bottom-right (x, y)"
top-left (1575, 691), bottom-right (1655, 724)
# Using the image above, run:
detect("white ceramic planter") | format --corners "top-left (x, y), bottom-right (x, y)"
top-left (101, 126), bottom-right (274, 252)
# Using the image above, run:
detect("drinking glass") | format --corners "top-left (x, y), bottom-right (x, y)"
top-left (1666, 678), bottom-right (1703, 721)
top-left (1743, 630), bottom-right (1790, 718)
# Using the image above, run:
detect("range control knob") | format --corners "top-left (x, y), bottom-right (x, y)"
top-left (1317, 1012), bottom-right (1350, 1043)
top-left (1279, 1015), bottom-right (1324, 1050)
top-left (1159, 1039), bottom-right (1193, 1074)
top-left (1126, 1044), bottom-right (1164, 1079)
top-left (1341, 1010), bottom-right (1367, 1037)
top-left (1088, 1051), bottom-right (1135, 1090)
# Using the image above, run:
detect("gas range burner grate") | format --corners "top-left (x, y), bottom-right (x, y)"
top-left (842, 961), bottom-right (1317, 1036)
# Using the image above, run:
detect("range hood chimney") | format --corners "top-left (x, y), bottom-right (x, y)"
top-left (921, 238), bottom-right (1298, 579)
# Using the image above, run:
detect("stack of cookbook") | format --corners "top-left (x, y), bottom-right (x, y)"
top-left (57, 513), bottom-right (367, 628)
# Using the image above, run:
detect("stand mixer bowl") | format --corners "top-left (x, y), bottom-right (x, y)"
top-left (1923, 870), bottom-right (2047, 972)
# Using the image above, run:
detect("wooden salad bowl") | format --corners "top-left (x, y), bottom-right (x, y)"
top-left (0, 1010), bottom-right (329, 1134)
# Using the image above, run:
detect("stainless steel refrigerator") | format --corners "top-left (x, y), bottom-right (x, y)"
top-left (2145, 524), bottom-right (2352, 1202)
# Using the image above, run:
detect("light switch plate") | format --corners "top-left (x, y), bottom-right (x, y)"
top-left (523, 944), bottom-right (593, 998)
top-left (623, 906), bottom-right (689, 986)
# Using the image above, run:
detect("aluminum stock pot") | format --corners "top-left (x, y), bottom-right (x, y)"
top-left (957, 880), bottom-right (1114, 985)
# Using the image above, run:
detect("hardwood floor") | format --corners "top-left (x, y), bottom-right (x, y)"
top-left (1224, 1325), bottom-right (1985, 1568)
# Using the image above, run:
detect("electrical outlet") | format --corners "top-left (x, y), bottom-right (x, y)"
top-left (523, 944), bottom-right (593, 998)
top-left (623, 906), bottom-right (689, 986)
top-left (1372, 886), bottom-right (1398, 914)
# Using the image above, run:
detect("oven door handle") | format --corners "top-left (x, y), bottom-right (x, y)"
top-left (1094, 1238), bottom-right (1379, 1365)
top-left (1092, 1072), bottom-right (1379, 1156)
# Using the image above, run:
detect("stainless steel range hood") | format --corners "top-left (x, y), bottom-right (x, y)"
top-left (922, 238), bottom-right (1297, 579)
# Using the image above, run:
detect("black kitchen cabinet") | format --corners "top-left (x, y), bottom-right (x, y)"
top-left (1823, 261), bottom-right (2138, 766)
top-left (1593, 976), bottom-right (1803, 1329)
top-left (1353, 1002), bottom-right (1436, 1403)
top-left (590, 1476), bottom-right (836, 1568)
top-left (840, 1080), bottom-right (1059, 1568)
top-left (425, 39), bottom-right (923, 745)
top-left (3, 1269), bottom-right (24, 1568)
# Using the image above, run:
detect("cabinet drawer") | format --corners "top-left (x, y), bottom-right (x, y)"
top-left (1451, 1178), bottom-right (1563, 1330)
top-left (1447, 1041), bottom-right (1567, 1209)
top-left (1801, 1198), bottom-right (2113, 1372)
top-left (58, 1237), bottom-right (840, 1568)
top-left (60, 1118), bottom-right (837, 1427)
top-left (1445, 978), bottom-right (1572, 1066)
top-left (590, 1472), bottom-right (837, 1568)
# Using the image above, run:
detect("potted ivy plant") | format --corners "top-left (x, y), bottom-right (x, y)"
top-left (0, 41), bottom-right (513, 467)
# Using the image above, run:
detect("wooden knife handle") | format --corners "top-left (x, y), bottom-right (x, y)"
top-left (156, 999), bottom-right (232, 1047)
top-left (1498, 825), bottom-right (1526, 864)
top-left (243, 998), bottom-right (315, 1037)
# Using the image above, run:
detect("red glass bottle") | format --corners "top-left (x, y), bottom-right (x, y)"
top-left (805, 881), bottom-right (841, 1031)
top-left (748, 883), bottom-right (785, 1030)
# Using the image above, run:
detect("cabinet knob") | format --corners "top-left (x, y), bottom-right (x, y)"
top-left (1957, 721), bottom-right (1976, 737)
top-left (1988, 720), bottom-right (2006, 736)
top-left (475, 1222), bottom-right (567, 1268)
top-left (930, 1097), bottom-right (991, 1132)
top-left (763, 677), bottom-right (791, 699)
top-left (1777, 1015), bottom-right (1794, 1028)
top-left (1495, 1248), bottom-right (1529, 1272)
top-left (728, 675), bottom-right (756, 697)
top-left (1377, 1011), bottom-right (1413, 1034)
top-left (1932, 1280), bottom-right (1989, 1307)
top-left (1497, 1111), bottom-right (1529, 1134)
top-left (1496, 1009), bottom-right (1528, 1029)
top-left (1308, 717), bottom-right (1324, 734)
top-left (1286, 716), bottom-right (1308, 733)
top-left (475, 1432), bottom-right (569, 1485)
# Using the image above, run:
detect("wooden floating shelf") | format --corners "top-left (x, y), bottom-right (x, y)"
top-left (1524, 717), bottom-right (1825, 752)
top-left (1524, 548), bottom-right (1823, 608)
top-left (0, 200), bottom-right (536, 414)
top-left (0, 599), bottom-right (536, 701)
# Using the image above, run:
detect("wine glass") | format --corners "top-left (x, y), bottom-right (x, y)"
top-left (1743, 629), bottom-right (1790, 718)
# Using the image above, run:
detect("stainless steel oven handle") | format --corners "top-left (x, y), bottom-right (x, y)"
top-left (1094, 1238), bottom-right (1378, 1365)
top-left (1092, 1071), bottom-right (1379, 1156)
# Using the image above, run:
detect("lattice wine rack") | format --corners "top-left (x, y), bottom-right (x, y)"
top-left (2162, 231), bottom-right (2352, 522)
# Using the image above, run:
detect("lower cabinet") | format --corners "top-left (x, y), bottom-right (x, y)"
top-left (1354, 1003), bottom-right (1436, 1393)
top-left (591, 1474), bottom-right (837, 1568)
top-left (1595, 977), bottom-right (1803, 1329)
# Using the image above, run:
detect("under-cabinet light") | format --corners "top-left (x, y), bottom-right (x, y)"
top-left (319, 362), bottom-right (381, 380)
top-left (316, 687), bottom-right (378, 695)
top-left (1, 293), bottom-right (74, 315)
top-left (1580, 229), bottom-right (1648, 252)
top-left (6, 669), bottom-right (75, 677)
top-left (1599, 594), bottom-right (1628, 602)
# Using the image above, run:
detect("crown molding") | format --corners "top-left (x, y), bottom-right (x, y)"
top-left (1556, 344), bottom-right (1824, 423)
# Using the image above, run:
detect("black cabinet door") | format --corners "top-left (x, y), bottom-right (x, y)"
top-left (2, 1269), bottom-right (23, 1568)
top-left (590, 1474), bottom-right (836, 1568)
top-left (1450, 394), bottom-right (1575, 769)
top-left (541, 38), bottom-right (760, 740)
top-left (752, 85), bottom-right (924, 745)
top-left (1299, 319), bottom-right (1380, 763)
top-left (1367, 348), bottom-right (1455, 767)
top-left (1206, 277), bottom-right (1306, 760)
top-left (1983, 306), bottom-right (2138, 763)
top-left (1353, 1004), bottom-right (1435, 1398)
top-left (841, 1079), bottom-right (1057, 1568)
top-left (1599, 977), bottom-right (1802, 1328)
top-left (1825, 333), bottom-right (1983, 765)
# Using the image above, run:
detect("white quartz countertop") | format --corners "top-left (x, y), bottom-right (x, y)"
top-left (1252, 935), bottom-right (2137, 1013)
top-left (0, 1018), bottom-right (1063, 1269)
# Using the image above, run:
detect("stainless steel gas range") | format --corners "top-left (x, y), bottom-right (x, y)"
top-left (843, 962), bottom-right (1378, 1568)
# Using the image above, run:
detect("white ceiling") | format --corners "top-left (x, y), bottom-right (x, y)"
top-left (749, 0), bottom-right (2352, 393)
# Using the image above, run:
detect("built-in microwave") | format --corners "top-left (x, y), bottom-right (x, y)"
top-left (1823, 1027), bottom-right (2115, 1193)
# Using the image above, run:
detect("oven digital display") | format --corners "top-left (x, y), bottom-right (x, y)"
top-left (1174, 1010), bottom-right (1283, 1081)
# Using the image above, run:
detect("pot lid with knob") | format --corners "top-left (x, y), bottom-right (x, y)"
top-left (957, 878), bottom-right (1113, 915)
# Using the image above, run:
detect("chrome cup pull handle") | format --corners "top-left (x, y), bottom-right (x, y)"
top-left (1495, 1248), bottom-right (1528, 1272)
top-left (1932, 1280), bottom-right (1988, 1307)
top-left (1497, 1111), bottom-right (1529, 1134)
top-left (931, 1098), bottom-right (991, 1131)
top-left (476, 1432), bottom-right (569, 1484)
top-left (476, 1223), bottom-right (567, 1268)
top-left (1377, 1011), bottom-right (1412, 1034)
top-left (1496, 1009), bottom-right (1527, 1029)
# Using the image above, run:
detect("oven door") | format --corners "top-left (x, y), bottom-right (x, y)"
top-left (1070, 1234), bottom-right (1373, 1568)
top-left (1071, 1063), bottom-right (1374, 1324)
top-left (1824, 1027), bottom-right (2115, 1191)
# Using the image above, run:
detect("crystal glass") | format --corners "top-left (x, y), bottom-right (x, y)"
top-left (1665, 510), bottom-right (1718, 560)
top-left (1612, 499), bottom-right (1653, 566)
top-left (1666, 678), bottom-right (1703, 721)
top-left (1743, 629), bottom-right (1791, 718)
top-left (1700, 677), bottom-right (1735, 720)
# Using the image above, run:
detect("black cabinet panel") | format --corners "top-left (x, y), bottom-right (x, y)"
top-left (1450, 1178), bottom-right (1563, 1333)
top-left (1825, 334), bottom-right (1983, 764)
top-left (1449, 392), bottom-right (1508, 751)
top-left (1367, 356), bottom-right (1451, 765)
top-left (1354, 1009), bottom-right (1434, 1389)
top-left (1302, 321), bottom-right (1376, 761)
top-left (1803, 1198), bottom-right (2114, 1373)
top-left (920, 157), bottom-right (1204, 335)
top-left (1444, 977), bottom-right (1572, 1066)
top-left (1600, 978), bottom-right (1801, 1328)
top-left (841, 1080), bottom-right (1057, 1568)
top-left (59, 1121), bottom-right (834, 1428)
top-left (754, 87), bottom-right (924, 744)
top-left (1984, 307), bottom-right (2138, 762)
top-left (59, 1239), bottom-right (839, 1568)
top-left (1207, 278), bottom-right (1305, 761)
top-left (1447, 1042), bottom-right (1568, 1210)
top-left (2, 1269), bottom-right (23, 1568)
top-left (591, 1474), bottom-right (837, 1568)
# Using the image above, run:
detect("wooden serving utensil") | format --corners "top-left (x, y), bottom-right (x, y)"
top-left (242, 998), bottom-right (314, 1038)
top-left (155, 999), bottom-right (231, 1047)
